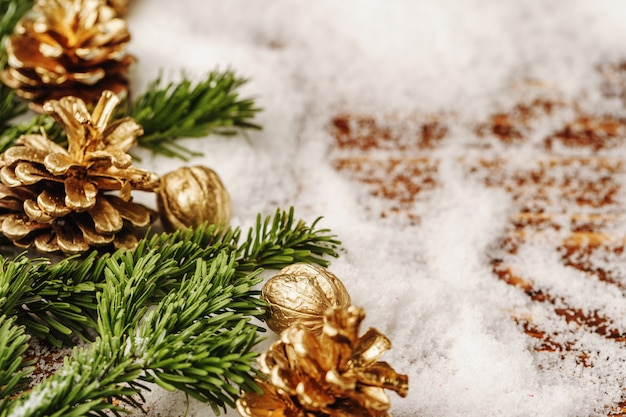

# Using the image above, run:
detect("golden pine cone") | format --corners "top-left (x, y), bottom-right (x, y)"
top-left (0, 90), bottom-right (159, 254)
top-left (236, 306), bottom-right (409, 417)
top-left (0, 0), bottom-right (134, 110)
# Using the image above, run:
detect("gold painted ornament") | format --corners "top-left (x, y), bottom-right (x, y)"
top-left (236, 305), bottom-right (409, 417)
top-left (0, 90), bottom-right (159, 253)
top-left (1, 0), bottom-right (134, 110)
top-left (261, 263), bottom-right (351, 335)
top-left (156, 165), bottom-right (231, 232)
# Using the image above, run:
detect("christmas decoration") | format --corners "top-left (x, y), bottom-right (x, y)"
top-left (262, 262), bottom-right (351, 335)
top-left (0, 90), bottom-right (159, 253)
top-left (157, 165), bottom-right (231, 232)
top-left (1, 0), bottom-right (133, 110)
top-left (236, 305), bottom-right (409, 417)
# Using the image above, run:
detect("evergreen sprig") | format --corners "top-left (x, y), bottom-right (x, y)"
top-left (3, 251), bottom-right (259, 416)
top-left (0, 208), bottom-right (340, 348)
top-left (130, 72), bottom-right (262, 159)
top-left (0, 208), bottom-right (341, 416)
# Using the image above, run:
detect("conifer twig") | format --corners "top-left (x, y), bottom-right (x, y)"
top-left (3, 252), bottom-right (264, 416)
top-left (0, 208), bottom-right (340, 348)
top-left (130, 71), bottom-right (262, 159)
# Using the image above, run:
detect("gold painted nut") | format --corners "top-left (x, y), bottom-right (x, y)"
top-left (261, 263), bottom-right (351, 335)
top-left (156, 165), bottom-right (231, 232)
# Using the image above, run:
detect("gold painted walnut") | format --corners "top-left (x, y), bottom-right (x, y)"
top-left (262, 263), bottom-right (352, 335)
top-left (236, 305), bottom-right (409, 417)
top-left (1, 0), bottom-right (134, 110)
top-left (0, 91), bottom-right (159, 254)
top-left (156, 165), bottom-right (231, 232)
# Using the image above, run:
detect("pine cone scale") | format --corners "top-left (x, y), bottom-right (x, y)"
top-left (0, 166), bottom-right (23, 187)
top-left (108, 196), bottom-right (152, 226)
top-left (3, 146), bottom-right (50, 165)
top-left (64, 176), bottom-right (97, 209)
top-left (15, 162), bottom-right (57, 185)
top-left (351, 328), bottom-right (392, 368)
top-left (38, 189), bottom-right (72, 216)
top-left (88, 196), bottom-right (123, 233)
top-left (33, 232), bottom-right (59, 252)
top-left (102, 118), bottom-right (143, 150)
top-left (45, 153), bottom-right (77, 175)
top-left (75, 216), bottom-right (114, 245)
top-left (52, 222), bottom-right (89, 253)
top-left (17, 134), bottom-right (67, 154)
top-left (351, 362), bottom-right (408, 397)
top-left (2, 215), bottom-right (48, 240)
top-left (24, 199), bottom-right (55, 222)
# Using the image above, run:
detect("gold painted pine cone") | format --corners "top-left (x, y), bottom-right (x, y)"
top-left (262, 263), bottom-right (351, 335)
top-left (1, 0), bottom-right (134, 110)
top-left (0, 91), bottom-right (159, 254)
top-left (236, 305), bottom-right (409, 417)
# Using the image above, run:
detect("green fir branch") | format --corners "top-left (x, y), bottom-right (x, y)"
top-left (3, 252), bottom-right (264, 416)
top-left (0, 208), bottom-right (340, 348)
top-left (238, 207), bottom-right (342, 272)
top-left (129, 71), bottom-right (262, 159)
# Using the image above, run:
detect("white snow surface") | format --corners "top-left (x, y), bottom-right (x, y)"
top-left (117, 0), bottom-right (626, 416)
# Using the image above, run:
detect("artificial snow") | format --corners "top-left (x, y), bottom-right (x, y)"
top-left (107, 0), bottom-right (626, 416)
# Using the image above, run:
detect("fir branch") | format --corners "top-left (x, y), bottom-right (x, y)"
top-left (129, 71), bottom-right (262, 159)
top-left (139, 255), bottom-right (263, 412)
top-left (4, 252), bottom-right (263, 416)
top-left (0, 208), bottom-right (339, 347)
top-left (237, 207), bottom-right (342, 273)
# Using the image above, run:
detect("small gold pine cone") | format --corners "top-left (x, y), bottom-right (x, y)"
top-left (236, 306), bottom-right (409, 417)
top-left (0, 91), bottom-right (159, 254)
top-left (0, 0), bottom-right (134, 110)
